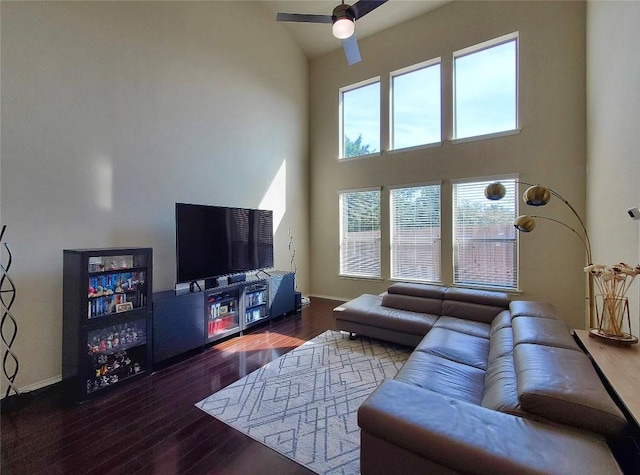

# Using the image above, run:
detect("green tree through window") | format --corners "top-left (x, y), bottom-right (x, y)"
top-left (344, 134), bottom-right (375, 158)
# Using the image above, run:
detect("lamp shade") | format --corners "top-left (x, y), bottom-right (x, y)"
top-left (485, 182), bottom-right (507, 201)
top-left (523, 185), bottom-right (551, 206)
top-left (514, 215), bottom-right (536, 232)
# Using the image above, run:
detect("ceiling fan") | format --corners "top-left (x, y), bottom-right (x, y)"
top-left (276, 1), bottom-right (389, 65)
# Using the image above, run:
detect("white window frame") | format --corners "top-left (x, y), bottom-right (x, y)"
top-left (452, 175), bottom-right (519, 290)
top-left (452, 32), bottom-right (520, 142)
top-left (389, 58), bottom-right (442, 151)
top-left (338, 187), bottom-right (382, 279)
top-left (389, 182), bottom-right (442, 283)
top-left (339, 77), bottom-right (381, 160)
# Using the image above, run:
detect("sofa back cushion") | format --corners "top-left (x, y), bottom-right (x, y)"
top-left (387, 282), bottom-right (445, 299)
top-left (442, 288), bottom-right (510, 324)
top-left (514, 343), bottom-right (627, 438)
top-left (490, 310), bottom-right (512, 336)
top-left (382, 293), bottom-right (443, 316)
top-left (509, 300), bottom-right (559, 319)
top-left (383, 283), bottom-right (444, 315)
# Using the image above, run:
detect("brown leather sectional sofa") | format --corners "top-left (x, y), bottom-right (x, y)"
top-left (333, 282), bottom-right (626, 474)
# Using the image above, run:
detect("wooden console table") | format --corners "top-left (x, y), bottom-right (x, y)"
top-left (574, 329), bottom-right (640, 427)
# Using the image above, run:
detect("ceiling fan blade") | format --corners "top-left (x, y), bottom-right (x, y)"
top-left (342, 35), bottom-right (362, 65)
top-left (348, 0), bottom-right (388, 21)
top-left (276, 13), bottom-right (333, 24)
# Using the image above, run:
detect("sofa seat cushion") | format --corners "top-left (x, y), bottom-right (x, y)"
top-left (482, 326), bottom-right (522, 415)
top-left (333, 293), bottom-right (382, 319)
top-left (514, 343), bottom-right (627, 438)
top-left (433, 316), bottom-right (491, 339)
top-left (482, 353), bottom-right (521, 415)
top-left (416, 327), bottom-right (490, 371)
top-left (395, 351), bottom-right (485, 405)
top-left (367, 306), bottom-right (439, 336)
top-left (335, 293), bottom-right (439, 337)
top-left (512, 316), bottom-right (580, 351)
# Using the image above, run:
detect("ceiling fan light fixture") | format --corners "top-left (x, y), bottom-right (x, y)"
top-left (332, 17), bottom-right (355, 39)
top-left (332, 4), bottom-right (355, 39)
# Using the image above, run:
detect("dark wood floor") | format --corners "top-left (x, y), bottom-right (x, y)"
top-left (1, 297), bottom-right (341, 475)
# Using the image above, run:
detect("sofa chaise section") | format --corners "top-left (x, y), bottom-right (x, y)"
top-left (359, 380), bottom-right (621, 475)
top-left (333, 283), bottom-right (509, 347)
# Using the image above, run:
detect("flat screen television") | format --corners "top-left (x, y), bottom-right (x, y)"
top-left (175, 203), bottom-right (274, 284)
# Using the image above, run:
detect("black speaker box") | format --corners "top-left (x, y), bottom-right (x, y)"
top-left (204, 278), bottom-right (218, 290)
top-left (228, 273), bottom-right (246, 284)
top-left (294, 291), bottom-right (302, 311)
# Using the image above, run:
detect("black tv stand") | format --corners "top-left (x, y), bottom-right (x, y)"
top-left (152, 271), bottom-right (296, 365)
top-left (189, 280), bottom-right (203, 293)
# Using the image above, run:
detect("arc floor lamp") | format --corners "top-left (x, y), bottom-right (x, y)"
top-left (485, 181), bottom-right (594, 329)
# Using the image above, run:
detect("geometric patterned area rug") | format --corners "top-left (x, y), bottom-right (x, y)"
top-left (196, 330), bottom-right (411, 474)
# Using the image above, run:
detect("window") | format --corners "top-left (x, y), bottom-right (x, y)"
top-left (391, 60), bottom-right (441, 150)
top-left (339, 189), bottom-right (381, 278)
top-left (453, 179), bottom-right (518, 289)
top-left (454, 33), bottom-right (518, 140)
top-left (340, 79), bottom-right (380, 159)
top-left (390, 184), bottom-right (441, 282)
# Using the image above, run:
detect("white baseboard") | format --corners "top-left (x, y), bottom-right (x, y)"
top-left (0, 375), bottom-right (61, 399)
top-left (307, 293), bottom-right (348, 302)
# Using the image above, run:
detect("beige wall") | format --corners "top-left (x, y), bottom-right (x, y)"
top-left (587, 0), bottom-right (640, 337)
top-left (309, 1), bottom-right (589, 327)
top-left (0, 1), bottom-right (309, 392)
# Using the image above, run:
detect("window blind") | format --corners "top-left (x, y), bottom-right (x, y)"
top-left (339, 190), bottom-right (381, 278)
top-left (453, 179), bottom-right (518, 289)
top-left (390, 185), bottom-right (441, 281)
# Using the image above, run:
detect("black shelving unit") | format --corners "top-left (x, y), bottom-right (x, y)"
top-left (62, 248), bottom-right (153, 402)
top-left (243, 281), bottom-right (268, 328)
top-left (205, 286), bottom-right (241, 344)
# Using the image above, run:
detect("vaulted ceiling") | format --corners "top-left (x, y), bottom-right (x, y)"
top-left (263, 1), bottom-right (449, 58)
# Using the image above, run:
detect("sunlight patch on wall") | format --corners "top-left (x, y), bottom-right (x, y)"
top-left (259, 159), bottom-right (286, 233)
top-left (93, 156), bottom-right (113, 210)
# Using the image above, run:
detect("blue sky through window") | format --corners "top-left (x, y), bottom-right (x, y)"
top-left (392, 63), bottom-right (441, 149)
top-left (340, 36), bottom-right (517, 157)
top-left (342, 81), bottom-right (380, 156)
top-left (455, 40), bottom-right (517, 139)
